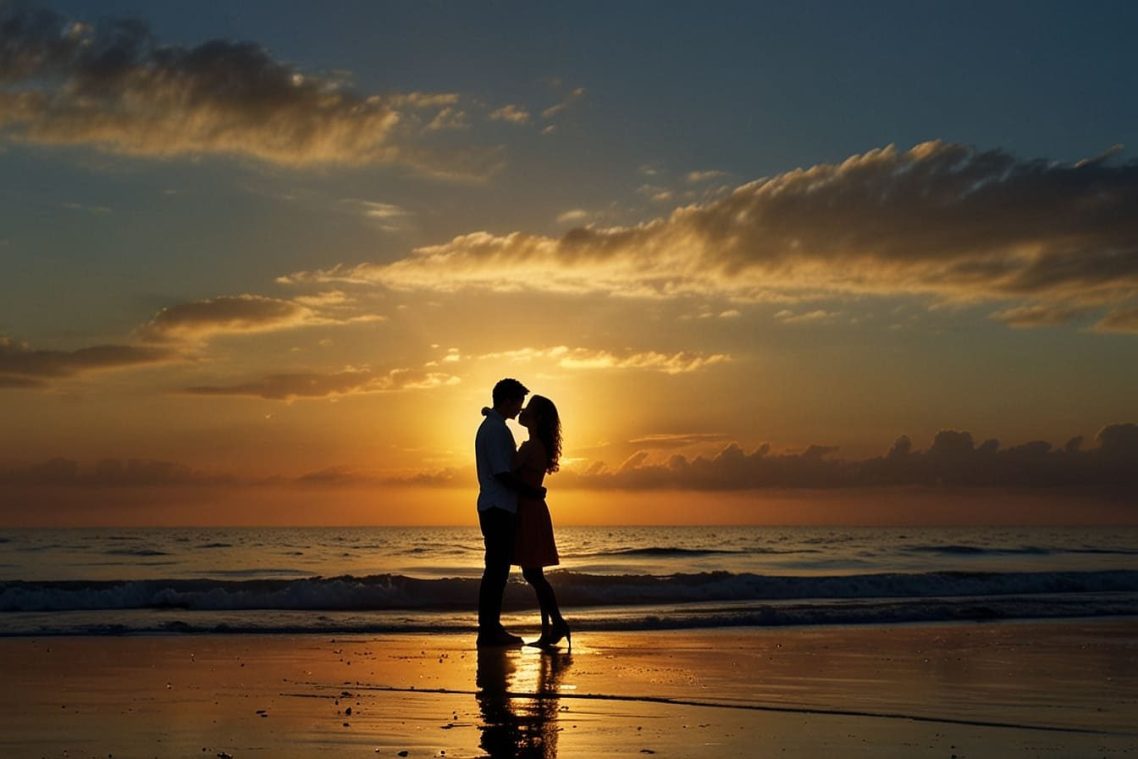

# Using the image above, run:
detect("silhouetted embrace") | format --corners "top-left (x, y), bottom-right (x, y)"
top-left (474, 379), bottom-right (571, 649)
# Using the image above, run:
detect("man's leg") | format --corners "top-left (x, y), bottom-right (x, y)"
top-left (477, 507), bottom-right (516, 635)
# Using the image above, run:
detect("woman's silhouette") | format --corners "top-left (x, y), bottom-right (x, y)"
top-left (511, 395), bottom-right (571, 649)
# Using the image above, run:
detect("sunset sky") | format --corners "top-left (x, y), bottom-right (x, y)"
top-left (2, 1), bottom-right (1136, 526)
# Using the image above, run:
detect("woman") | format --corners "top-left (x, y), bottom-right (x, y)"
top-left (512, 394), bottom-right (571, 650)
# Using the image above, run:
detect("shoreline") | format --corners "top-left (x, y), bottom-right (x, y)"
top-left (4, 606), bottom-right (1137, 638)
top-left (1, 618), bottom-right (1134, 757)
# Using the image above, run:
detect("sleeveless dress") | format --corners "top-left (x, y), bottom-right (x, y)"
top-left (512, 440), bottom-right (560, 568)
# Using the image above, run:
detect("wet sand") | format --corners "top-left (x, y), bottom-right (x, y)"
top-left (0, 619), bottom-right (1135, 758)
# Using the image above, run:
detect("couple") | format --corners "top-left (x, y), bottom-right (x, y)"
top-left (475, 378), bottom-right (571, 649)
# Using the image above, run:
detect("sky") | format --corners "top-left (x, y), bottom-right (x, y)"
top-left (1, 0), bottom-right (1136, 526)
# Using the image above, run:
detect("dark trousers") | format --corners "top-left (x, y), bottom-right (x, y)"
top-left (478, 506), bottom-right (516, 631)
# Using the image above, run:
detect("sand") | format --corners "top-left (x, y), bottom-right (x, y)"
top-left (0, 619), bottom-right (1135, 758)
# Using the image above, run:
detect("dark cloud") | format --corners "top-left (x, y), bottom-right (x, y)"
top-left (0, 456), bottom-right (235, 487)
top-left (0, 457), bottom-right (457, 489)
top-left (183, 366), bottom-right (459, 401)
top-left (135, 293), bottom-right (381, 343)
top-left (291, 465), bottom-right (459, 487)
top-left (137, 294), bottom-right (308, 343)
top-left (5, 424), bottom-right (1134, 497)
top-left (0, 5), bottom-right (481, 171)
top-left (556, 423), bottom-right (1138, 494)
top-left (284, 141), bottom-right (1138, 329)
top-left (0, 334), bottom-right (175, 387)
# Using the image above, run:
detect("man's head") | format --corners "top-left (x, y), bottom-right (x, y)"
top-left (492, 378), bottom-right (529, 419)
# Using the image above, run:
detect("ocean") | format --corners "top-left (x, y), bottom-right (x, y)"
top-left (2, 525), bottom-right (1136, 636)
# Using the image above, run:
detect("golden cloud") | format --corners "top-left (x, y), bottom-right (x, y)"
top-left (183, 366), bottom-right (459, 401)
top-left (473, 346), bottom-right (730, 375)
top-left (1092, 304), bottom-right (1138, 334)
top-left (279, 141), bottom-right (1138, 328)
top-left (991, 303), bottom-right (1097, 328)
top-left (489, 104), bottom-right (531, 125)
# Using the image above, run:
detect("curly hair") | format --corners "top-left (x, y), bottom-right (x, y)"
top-left (527, 395), bottom-right (562, 474)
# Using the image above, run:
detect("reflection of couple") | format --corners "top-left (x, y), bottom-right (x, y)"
top-left (475, 378), bottom-right (570, 649)
top-left (477, 646), bottom-right (571, 759)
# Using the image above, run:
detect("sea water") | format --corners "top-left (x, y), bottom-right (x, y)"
top-left (2, 525), bottom-right (1136, 635)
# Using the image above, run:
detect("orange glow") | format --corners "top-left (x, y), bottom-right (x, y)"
top-left (2, 483), bottom-right (1133, 528)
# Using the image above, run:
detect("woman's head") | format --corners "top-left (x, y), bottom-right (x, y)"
top-left (519, 395), bottom-right (562, 474)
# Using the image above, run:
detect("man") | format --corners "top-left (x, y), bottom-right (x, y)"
top-left (475, 378), bottom-right (547, 647)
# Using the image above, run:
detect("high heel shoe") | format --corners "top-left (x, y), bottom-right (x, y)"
top-left (541, 619), bottom-right (571, 651)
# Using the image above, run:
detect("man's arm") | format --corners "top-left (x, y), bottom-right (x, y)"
top-left (493, 471), bottom-right (546, 499)
top-left (487, 425), bottom-right (546, 499)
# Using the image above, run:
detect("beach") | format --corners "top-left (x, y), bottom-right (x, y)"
top-left (1, 619), bottom-right (1135, 758)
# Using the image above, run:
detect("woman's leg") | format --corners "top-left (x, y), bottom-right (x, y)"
top-left (522, 566), bottom-right (564, 626)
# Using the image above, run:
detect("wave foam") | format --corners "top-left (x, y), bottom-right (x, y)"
top-left (3, 569), bottom-right (1137, 613)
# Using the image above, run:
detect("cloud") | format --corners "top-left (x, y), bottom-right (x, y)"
top-left (686, 169), bottom-right (726, 183)
top-left (0, 334), bottom-right (176, 387)
top-left (773, 308), bottom-right (839, 325)
top-left (0, 457), bottom-right (236, 487)
top-left (340, 199), bottom-right (411, 221)
top-left (424, 106), bottom-right (468, 132)
top-left (626, 432), bottom-right (732, 449)
top-left (278, 141), bottom-right (1138, 327)
top-left (339, 199), bottom-right (413, 231)
top-left (555, 423), bottom-right (1138, 493)
top-left (291, 465), bottom-right (459, 487)
top-left (556, 208), bottom-right (590, 224)
top-left (8, 424), bottom-right (1134, 495)
top-left (290, 290), bottom-right (353, 308)
top-left (991, 302), bottom-right (1096, 328)
top-left (1092, 303), bottom-right (1138, 333)
top-left (636, 183), bottom-right (674, 203)
top-left (474, 346), bottom-right (730, 375)
top-left (541, 86), bottom-right (585, 120)
top-left (0, 5), bottom-right (483, 172)
top-left (489, 104), bottom-right (531, 125)
top-left (183, 366), bottom-right (459, 400)
top-left (135, 293), bottom-right (383, 344)
top-left (0, 456), bottom-right (458, 489)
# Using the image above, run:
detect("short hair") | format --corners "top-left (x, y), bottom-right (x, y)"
top-left (492, 378), bottom-right (529, 406)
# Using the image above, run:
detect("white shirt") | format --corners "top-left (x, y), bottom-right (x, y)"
top-left (475, 408), bottom-right (518, 513)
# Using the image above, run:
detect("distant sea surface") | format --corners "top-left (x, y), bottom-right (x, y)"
top-left (2, 525), bottom-right (1136, 635)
